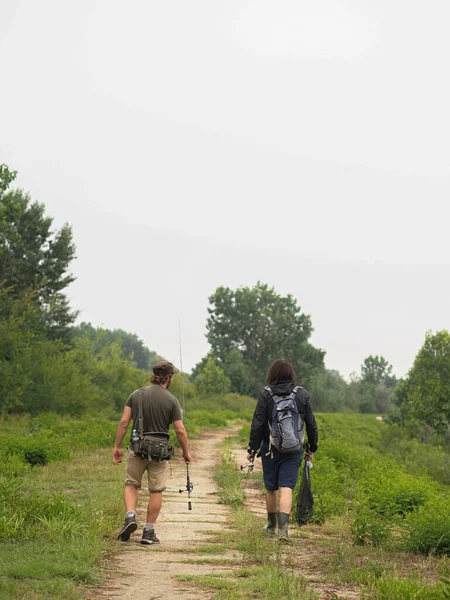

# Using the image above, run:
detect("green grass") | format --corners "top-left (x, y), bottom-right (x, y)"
top-left (0, 448), bottom-right (123, 599)
top-left (214, 451), bottom-right (246, 506)
top-left (176, 565), bottom-right (319, 600)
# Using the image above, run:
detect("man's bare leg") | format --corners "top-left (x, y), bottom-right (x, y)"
top-left (117, 485), bottom-right (139, 541)
top-left (147, 492), bottom-right (163, 524)
top-left (279, 487), bottom-right (293, 514)
top-left (124, 485), bottom-right (138, 512)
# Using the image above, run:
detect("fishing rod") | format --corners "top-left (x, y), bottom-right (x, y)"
top-left (177, 320), bottom-right (194, 510)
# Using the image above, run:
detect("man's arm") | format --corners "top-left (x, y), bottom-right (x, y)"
top-left (113, 406), bottom-right (132, 463)
top-left (173, 420), bottom-right (193, 463)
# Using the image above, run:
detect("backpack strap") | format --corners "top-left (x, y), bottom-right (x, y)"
top-left (264, 385), bottom-right (274, 397)
top-left (137, 389), bottom-right (145, 436)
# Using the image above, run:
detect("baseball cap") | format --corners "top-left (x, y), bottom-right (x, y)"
top-left (152, 361), bottom-right (179, 376)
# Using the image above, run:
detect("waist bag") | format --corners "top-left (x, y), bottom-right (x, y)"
top-left (131, 390), bottom-right (174, 462)
top-left (131, 434), bottom-right (173, 461)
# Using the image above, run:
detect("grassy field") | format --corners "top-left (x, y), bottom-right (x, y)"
top-left (0, 407), bottom-right (448, 599)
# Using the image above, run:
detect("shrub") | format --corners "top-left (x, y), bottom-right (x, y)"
top-left (351, 502), bottom-right (397, 547)
top-left (361, 572), bottom-right (448, 599)
top-left (403, 495), bottom-right (450, 555)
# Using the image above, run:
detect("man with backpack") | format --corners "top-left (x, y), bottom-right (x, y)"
top-left (247, 359), bottom-right (318, 540)
top-left (113, 361), bottom-right (192, 545)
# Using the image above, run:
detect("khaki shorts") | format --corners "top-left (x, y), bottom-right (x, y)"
top-left (125, 451), bottom-right (169, 493)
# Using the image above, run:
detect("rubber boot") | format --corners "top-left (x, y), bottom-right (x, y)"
top-left (262, 511), bottom-right (278, 535)
top-left (277, 512), bottom-right (289, 540)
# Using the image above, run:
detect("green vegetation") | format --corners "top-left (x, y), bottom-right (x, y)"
top-left (196, 356), bottom-right (231, 397)
top-left (394, 330), bottom-right (450, 435)
top-left (0, 446), bottom-right (122, 599)
top-left (302, 415), bottom-right (449, 554)
top-left (204, 282), bottom-right (325, 395)
top-left (72, 321), bottom-right (164, 371)
top-left (180, 432), bottom-right (449, 600)
top-left (0, 164), bottom-right (76, 342)
top-left (238, 414), bottom-right (449, 557)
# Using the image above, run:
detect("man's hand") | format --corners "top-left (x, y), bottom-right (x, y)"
top-left (183, 451), bottom-right (193, 464)
top-left (246, 450), bottom-right (256, 462)
top-left (306, 452), bottom-right (314, 462)
top-left (113, 446), bottom-right (123, 463)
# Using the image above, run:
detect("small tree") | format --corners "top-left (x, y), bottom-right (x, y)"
top-left (396, 331), bottom-right (450, 435)
top-left (358, 355), bottom-right (397, 414)
top-left (196, 357), bottom-right (231, 397)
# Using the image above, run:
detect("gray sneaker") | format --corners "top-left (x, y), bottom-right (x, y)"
top-left (278, 525), bottom-right (289, 541)
top-left (117, 516), bottom-right (137, 541)
top-left (141, 529), bottom-right (160, 545)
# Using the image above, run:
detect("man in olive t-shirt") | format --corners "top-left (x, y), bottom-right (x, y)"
top-left (113, 361), bottom-right (192, 545)
top-left (125, 382), bottom-right (182, 435)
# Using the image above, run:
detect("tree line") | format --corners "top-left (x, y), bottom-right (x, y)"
top-left (0, 163), bottom-right (448, 439)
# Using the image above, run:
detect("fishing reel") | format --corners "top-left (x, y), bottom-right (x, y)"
top-left (179, 464), bottom-right (194, 510)
top-left (179, 481), bottom-right (194, 495)
top-left (240, 452), bottom-right (255, 474)
top-left (240, 461), bottom-right (255, 474)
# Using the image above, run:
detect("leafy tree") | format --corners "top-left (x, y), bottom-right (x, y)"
top-left (356, 355), bottom-right (397, 414)
top-left (361, 355), bottom-right (396, 388)
top-left (221, 349), bottom-right (253, 396)
top-left (196, 357), bottom-right (231, 397)
top-left (308, 369), bottom-right (348, 412)
top-left (0, 167), bottom-right (77, 341)
top-left (395, 331), bottom-right (450, 435)
top-left (192, 350), bottom-right (253, 396)
top-left (72, 322), bottom-right (163, 370)
top-left (0, 164), bottom-right (17, 197)
top-left (206, 282), bottom-right (324, 394)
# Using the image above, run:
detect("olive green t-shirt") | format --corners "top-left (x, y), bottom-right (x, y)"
top-left (125, 384), bottom-right (183, 436)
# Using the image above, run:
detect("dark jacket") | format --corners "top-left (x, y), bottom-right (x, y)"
top-left (248, 381), bottom-right (318, 453)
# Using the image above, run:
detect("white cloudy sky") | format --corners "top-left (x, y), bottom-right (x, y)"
top-left (1, 0), bottom-right (449, 379)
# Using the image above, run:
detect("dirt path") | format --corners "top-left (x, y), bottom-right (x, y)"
top-left (95, 430), bottom-right (359, 600)
top-left (95, 429), bottom-right (237, 600)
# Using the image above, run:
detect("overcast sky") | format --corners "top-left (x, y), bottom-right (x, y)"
top-left (1, 0), bottom-right (449, 379)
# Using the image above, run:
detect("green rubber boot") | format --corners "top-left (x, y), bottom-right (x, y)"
top-left (277, 512), bottom-right (289, 540)
top-left (262, 511), bottom-right (278, 535)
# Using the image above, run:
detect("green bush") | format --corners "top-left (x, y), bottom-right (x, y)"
top-left (403, 495), bottom-right (450, 555)
top-left (361, 572), bottom-right (448, 600)
top-left (359, 465), bottom-right (431, 517)
top-left (351, 502), bottom-right (397, 547)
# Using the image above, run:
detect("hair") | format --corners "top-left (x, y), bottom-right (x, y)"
top-left (266, 359), bottom-right (296, 385)
top-left (151, 373), bottom-right (172, 386)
